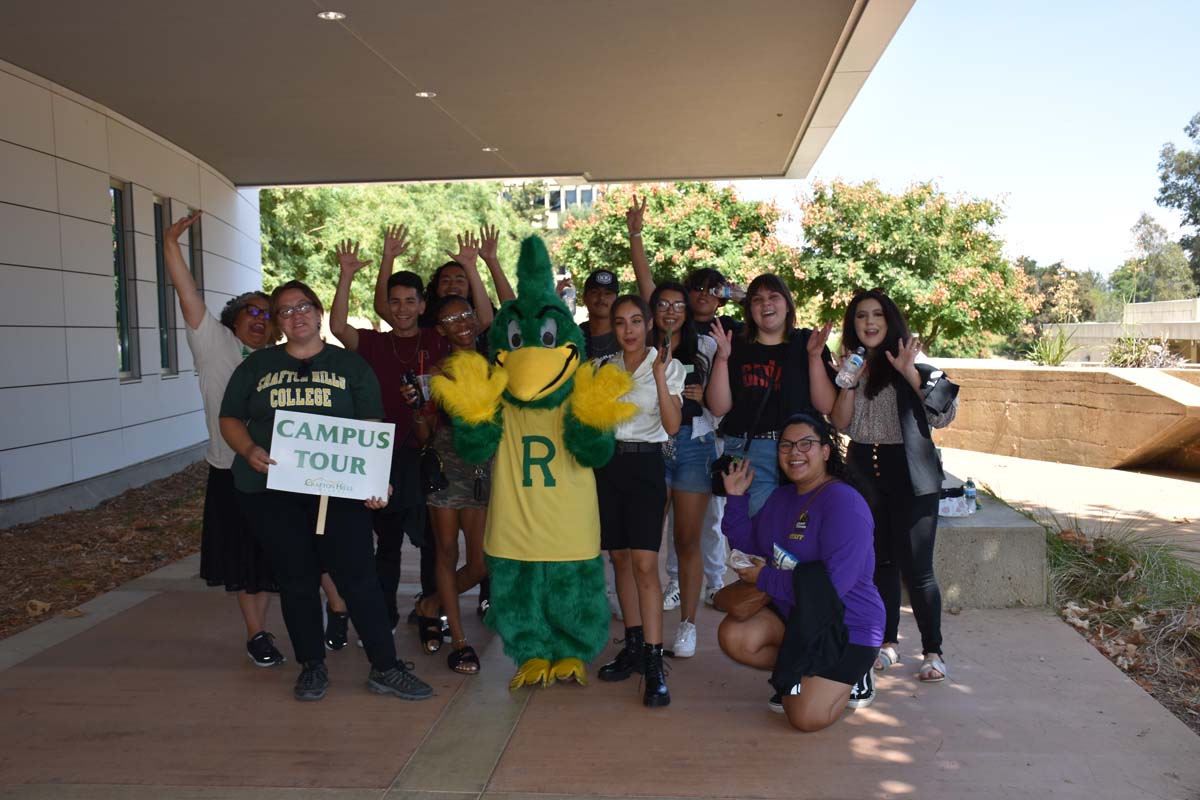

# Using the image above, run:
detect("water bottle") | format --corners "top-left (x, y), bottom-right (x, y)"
top-left (964, 477), bottom-right (978, 513)
top-left (835, 347), bottom-right (867, 388)
top-left (562, 283), bottom-right (576, 306)
top-left (709, 284), bottom-right (747, 302)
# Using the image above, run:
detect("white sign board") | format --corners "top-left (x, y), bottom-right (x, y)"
top-left (266, 410), bottom-right (395, 501)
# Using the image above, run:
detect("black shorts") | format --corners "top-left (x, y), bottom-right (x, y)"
top-left (767, 603), bottom-right (878, 685)
top-left (596, 448), bottom-right (667, 552)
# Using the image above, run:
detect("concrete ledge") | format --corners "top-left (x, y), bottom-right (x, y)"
top-left (0, 443), bottom-right (206, 530)
top-left (935, 496), bottom-right (1047, 608)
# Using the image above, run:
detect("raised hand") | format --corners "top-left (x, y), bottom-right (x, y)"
top-left (885, 336), bottom-right (922, 386)
top-left (165, 212), bottom-right (201, 245)
top-left (479, 224), bottom-right (500, 261)
top-left (382, 224), bottom-right (409, 260)
top-left (626, 194), bottom-right (647, 235)
top-left (710, 318), bottom-right (734, 361)
top-left (335, 239), bottom-right (371, 279)
top-left (807, 320), bottom-right (833, 360)
top-left (721, 456), bottom-right (755, 497)
top-left (447, 230), bottom-right (480, 267)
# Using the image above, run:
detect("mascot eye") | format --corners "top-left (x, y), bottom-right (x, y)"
top-left (539, 318), bottom-right (558, 347)
top-left (507, 319), bottom-right (523, 349)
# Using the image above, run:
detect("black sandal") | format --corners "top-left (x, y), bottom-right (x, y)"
top-left (448, 644), bottom-right (480, 674)
top-left (417, 616), bottom-right (443, 654)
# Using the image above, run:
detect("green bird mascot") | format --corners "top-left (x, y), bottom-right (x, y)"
top-left (430, 235), bottom-right (635, 690)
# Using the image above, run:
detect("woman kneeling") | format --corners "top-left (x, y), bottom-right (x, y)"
top-left (718, 414), bottom-right (884, 732)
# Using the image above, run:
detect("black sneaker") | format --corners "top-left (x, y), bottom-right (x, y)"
top-left (598, 627), bottom-right (645, 682)
top-left (368, 661), bottom-right (433, 700)
top-left (246, 631), bottom-right (286, 667)
top-left (769, 682), bottom-right (801, 713)
top-left (294, 660), bottom-right (329, 701)
top-left (324, 604), bottom-right (349, 651)
top-left (847, 669), bottom-right (875, 709)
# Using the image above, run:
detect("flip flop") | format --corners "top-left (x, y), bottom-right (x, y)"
top-left (919, 654), bottom-right (947, 683)
top-left (417, 616), bottom-right (443, 654)
top-left (874, 645), bottom-right (899, 672)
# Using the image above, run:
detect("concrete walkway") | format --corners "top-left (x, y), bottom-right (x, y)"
top-left (942, 448), bottom-right (1200, 560)
top-left (1, 543), bottom-right (1199, 799)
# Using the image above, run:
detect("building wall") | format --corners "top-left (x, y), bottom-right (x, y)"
top-left (0, 60), bottom-right (262, 502)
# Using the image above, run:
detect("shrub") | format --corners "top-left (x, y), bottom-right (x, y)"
top-left (1104, 335), bottom-right (1185, 368)
top-left (1025, 327), bottom-right (1080, 366)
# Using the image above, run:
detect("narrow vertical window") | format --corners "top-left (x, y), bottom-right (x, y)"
top-left (187, 208), bottom-right (205, 292)
top-left (153, 197), bottom-right (178, 374)
top-left (110, 181), bottom-right (139, 378)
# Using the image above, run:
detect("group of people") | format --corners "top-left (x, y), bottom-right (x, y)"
top-left (170, 193), bottom-right (959, 731)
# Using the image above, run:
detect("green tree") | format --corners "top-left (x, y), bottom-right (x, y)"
top-left (794, 181), bottom-right (1041, 357)
top-left (1157, 111), bottom-right (1200, 287)
top-left (1107, 214), bottom-right (1197, 303)
top-left (551, 182), bottom-right (789, 300)
top-left (259, 183), bottom-right (534, 321)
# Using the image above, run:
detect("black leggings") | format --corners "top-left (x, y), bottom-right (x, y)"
top-left (848, 443), bottom-right (943, 655)
top-left (238, 489), bottom-right (398, 670)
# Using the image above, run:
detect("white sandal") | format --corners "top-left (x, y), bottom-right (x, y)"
top-left (873, 645), bottom-right (899, 672)
top-left (919, 654), bottom-right (947, 683)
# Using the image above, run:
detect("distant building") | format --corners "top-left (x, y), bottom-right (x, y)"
top-left (1050, 298), bottom-right (1200, 363)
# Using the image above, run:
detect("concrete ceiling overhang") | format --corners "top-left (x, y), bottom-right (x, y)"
top-left (0, 0), bottom-right (912, 186)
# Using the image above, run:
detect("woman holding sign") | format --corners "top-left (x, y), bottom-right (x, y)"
top-left (219, 280), bottom-right (433, 703)
top-left (412, 294), bottom-right (492, 674)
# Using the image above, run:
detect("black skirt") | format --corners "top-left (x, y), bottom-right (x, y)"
top-left (198, 465), bottom-right (278, 593)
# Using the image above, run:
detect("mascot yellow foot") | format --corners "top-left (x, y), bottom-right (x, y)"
top-left (550, 657), bottom-right (587, 686)
top-left (509, 658), bottom-right (552, 690)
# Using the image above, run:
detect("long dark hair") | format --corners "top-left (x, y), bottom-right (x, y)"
top-left (739, 274), bottom-right (796, 343)
top-left (780, 412), bottom-right (848, 482)
top-left (650, 281), bottom-right (709, 382)
top-left (841, 289), bottom-right (911, 399)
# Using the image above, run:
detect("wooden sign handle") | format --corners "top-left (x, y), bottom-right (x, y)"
top-left (316, 494), bottom-right (329, 536)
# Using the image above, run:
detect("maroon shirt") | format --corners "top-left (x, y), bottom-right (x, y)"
top-left (356, 328), bottom-right (449, 448)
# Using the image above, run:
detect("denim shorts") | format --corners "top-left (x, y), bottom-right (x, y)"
top-left (723, 436), bottom-right (781, 516)
top-left (664, 425), bottom-right (718, 494)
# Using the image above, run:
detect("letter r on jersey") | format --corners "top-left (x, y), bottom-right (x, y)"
top-left (521, 435), bottom-right (557, 488)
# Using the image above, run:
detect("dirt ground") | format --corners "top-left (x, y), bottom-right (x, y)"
top-left (0, 463), bottom-right (207, 641)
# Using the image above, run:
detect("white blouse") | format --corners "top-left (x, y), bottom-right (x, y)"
top-left (600, 347), bottom-right (686, 443)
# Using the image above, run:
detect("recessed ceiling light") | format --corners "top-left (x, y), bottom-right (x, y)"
top-left (415, 91), bottom-right (437, 99)
top-left (316, 11), bottom-right (346, 21)
top-left (481, 147), bottom-right (500, 153)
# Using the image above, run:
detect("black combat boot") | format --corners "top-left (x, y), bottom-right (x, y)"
top-left (598, 626), bottom-right (645, 682)
top-left (643, 642), bottom-right (670, 708)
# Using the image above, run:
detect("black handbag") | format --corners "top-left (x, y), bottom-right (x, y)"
top-left (710, 378), bottom-right (774, 496)
top-left (419, 445), bottom-right (449, 495)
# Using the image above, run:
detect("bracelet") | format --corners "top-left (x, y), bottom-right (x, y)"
top-left (630, 230), bottom-right (642, 238)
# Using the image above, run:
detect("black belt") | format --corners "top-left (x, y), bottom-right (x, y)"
top-left (722, 430), bottom-right (780, 441)
top-left (615, 441), bottom-right (663, 454)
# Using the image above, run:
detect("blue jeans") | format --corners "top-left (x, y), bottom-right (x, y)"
top-left (664, 425), bottom-right (718, 494)
top-left (724, 436), bottom-right (780, 516)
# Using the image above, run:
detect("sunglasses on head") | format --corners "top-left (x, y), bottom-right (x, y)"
top-left (244, 306), bottom-right (271, 320)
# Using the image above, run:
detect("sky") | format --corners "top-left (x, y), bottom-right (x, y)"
top-left (733, 0), bottom-right (1200, 276)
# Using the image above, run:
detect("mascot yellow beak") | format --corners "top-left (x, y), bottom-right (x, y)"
top-left (496, 344), bottom-right (580, 402)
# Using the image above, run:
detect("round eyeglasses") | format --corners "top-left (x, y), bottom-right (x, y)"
top-left (276, 301), bottom-right (315, 319)
top-left (778, 437), bottom-right (821, 454)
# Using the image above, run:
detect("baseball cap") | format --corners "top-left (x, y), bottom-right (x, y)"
top-left (584, 269), bottom-right (619, 293)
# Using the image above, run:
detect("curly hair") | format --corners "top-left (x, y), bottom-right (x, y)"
top-left (219, 291), bottom-right (272, 333)
top-left (779, 412), bottom-right (849, 482)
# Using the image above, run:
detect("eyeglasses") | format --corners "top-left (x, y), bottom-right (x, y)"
top-left (276, 301), bottom-right (315, 319)
top-left (243, 306), bottom-right (271, 320)
top-left (778, 437), bottom-right (821, 454)
top-left (655, 300), bottom-right (687, 313)
top-left (439, 309), bottom-right (476, 327)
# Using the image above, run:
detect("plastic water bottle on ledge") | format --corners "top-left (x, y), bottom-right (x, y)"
top-left (964, 478), bottom-right (978, 513)
top-left (835, 347), bottom-right (867, 388)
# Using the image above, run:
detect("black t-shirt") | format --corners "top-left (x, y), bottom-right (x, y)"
top-left (691, 314), bottom-right (741, 340)
top-left (582, 320), bottom-right (619, 361)
top-left (220, 344), bottom-right (385, 493)
top-left (720, 330), bottom-right (835, 437)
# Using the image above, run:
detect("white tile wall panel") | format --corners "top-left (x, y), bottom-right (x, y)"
top-left (0, 202), bottom-right (61, 269)
top-left (123, 411), bottom-right (205, 464)
top-left (59, 216), bottom-right (112, 276)
top-left (0, 264), bottom-right (64, 326)
top-left (130, 184), bottom-right (156, 237)
top-left (162, 152), bottom-right (201, 210)
top-left (130, 229), bottom-right (155, 282)
top-left (200, 252), bottom-right (246, 298)
top-left (199, 167), bottom-right (239, 228)
top-left (239, 230), bottom-right (263, 272)
top-left (51, 95), bottom-right (108, 172)
top-left (107, 119), bottom-right (176, 198)
top-left (0, 69), bottom-right (54, 153)
top-left (71, 429), bottom-right (125, 481)
top-left (119, 372), bottom-right (160, 427)
top-left (201, 213), bottom-right (241, 262)
top-left (65, 327), bottom-right (120, 382)
top-left (0, 440), bottom-right (72, 500)
top-left (133, 278), bottom-right (160, 332)
top-left (0, 326), bottom-right (67, 388)
top-left (68, 378), bottom-right (121, 437)
top-left (63, 271), bottom-right (120, 328)
top-left (136, 328), bottom-right (162, 377)
top-left (158, 370), bottom-right (202, 414)
top-left (235, 190), bottom-right (261, 238)
top-left (55, 159), bottom-right (110, 224)
top-left (0, 384), bottom-right (70, 450)
top-left (0, 140), bottom-right (58, 212)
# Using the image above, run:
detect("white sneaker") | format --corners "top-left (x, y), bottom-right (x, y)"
top-left (703, 583), bottom-right (722, 607)
top-left (607, 589), bottom-right (623, 621)
top-left (673, 620), bottom-right (697, 658)
top-left (662, 580), bottom-right (681, 611)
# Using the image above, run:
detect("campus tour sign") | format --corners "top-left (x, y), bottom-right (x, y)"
top-left (267, 410), bottom-right (396, 534)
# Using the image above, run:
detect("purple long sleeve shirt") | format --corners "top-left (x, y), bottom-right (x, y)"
top-left (722, 482), bottom-right (884, 648)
